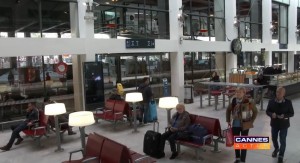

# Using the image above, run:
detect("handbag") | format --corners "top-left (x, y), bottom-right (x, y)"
top-left (242, 121), bottom-right (253, 130)
top-left (225, 127), bottom-right (234, 147)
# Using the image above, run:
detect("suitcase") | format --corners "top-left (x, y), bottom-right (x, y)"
top-left (143, 122), bottom-right (164, 159)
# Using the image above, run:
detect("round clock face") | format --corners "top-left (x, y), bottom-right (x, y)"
top-left (231, 38), bottom-right (242, 54)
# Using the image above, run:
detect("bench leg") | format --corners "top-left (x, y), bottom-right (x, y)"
top-left (195, 149), bottom-right (204, 161)
top-left (214, 96), bottom-right (218, 110)
top-left (176, 143), bottom-right (181, 153)
top-left (211, 139), bottom-right (221, 153)
top-left (223, 94), bottom-right (225, 108)
top-left (200, 92), bottom-right (203, 108)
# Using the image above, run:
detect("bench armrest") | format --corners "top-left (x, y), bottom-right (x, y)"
top-left (82, 157), bottom-right (99, 163)
top-left (68, 148), bottom-right (84, 161)
top-left (95, 107), bottom-right (103, 114)
top-left (203, 134), bottom-right (213, 145)
top-left (32, 126), bottom-right (46, 136)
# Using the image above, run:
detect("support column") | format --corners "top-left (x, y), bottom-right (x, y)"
top-left (224, 0), bottom-right (237, 79)
top-left (288, 0), bottom-right (297, 45)
top-left (214, 0), bottom-right (225, 79)
top-left (70, 0), bottom-right (95, 111)
top-left (264, 51), bottom-right (272, 67)
top-left (72, 55), bottom-right (85, 111)
top-left (169, 0), bottom-right (184, 101)
top-left (288, 51), bottom-right (295, 73)
top-left (262, 0), bottom-right (272, 43)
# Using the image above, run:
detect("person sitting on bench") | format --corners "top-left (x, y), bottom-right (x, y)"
top-left (160, 103), bottom-right (191, 159)
top-left (44, 97), bottom-right (76, 135)
top-left (0, 102), bottom-right (39, 151)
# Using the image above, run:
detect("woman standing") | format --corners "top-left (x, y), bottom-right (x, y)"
top-left (226, 87), bottom-right (258, 163)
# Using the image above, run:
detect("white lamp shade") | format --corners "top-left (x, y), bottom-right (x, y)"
top-left (45, 103), bottom-right (66, 116)
top-left (68, 111), bottom-right (95, 127)
top-left (125, 92), bottom-right (143, 102)
top-left (159, 97), bottom-right (179, 109)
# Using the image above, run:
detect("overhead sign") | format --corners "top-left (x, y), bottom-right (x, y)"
top-left (56, 62), bottom-right (68, 75)
top-left (125, 39), bottom-right (155, 49)
top-left (279, 44), bottom-right (287, 49)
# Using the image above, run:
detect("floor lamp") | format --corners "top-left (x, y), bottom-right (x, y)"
top-left (159, 97), bottom-right (179, 126)
top-left (44, 103), bottom-right (66, 152)
top-left (69, 111), bottom-right (95, 153)
top-left (125, 92), bottom-right (143, 133)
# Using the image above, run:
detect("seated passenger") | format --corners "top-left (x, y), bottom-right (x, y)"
top-left (210, 71), bottom-right (221, 90)
top-left (0, 102), bottom-right (39, 151)
top-left (210, 71), bottom-right (220, 82)
top-left (44, 97), bottom-right (76, 135)
top-left (108, 88), bottom-right (123, 101)
top-left (160, 103), bottom-right (191, 159)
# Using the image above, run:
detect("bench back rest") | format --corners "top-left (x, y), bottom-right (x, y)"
top-left (105, 99), bottom-right (116, 110)
top-left (113, 101), bottom-right (129, 113)
top-left (39, 110), bottom-right (48, 127)
top-left (100, 138), bottom-right (125, 163)
top-left (85, 134), bottom-right (105, 158)
top-left (190, 114), bottom-right (222, 137)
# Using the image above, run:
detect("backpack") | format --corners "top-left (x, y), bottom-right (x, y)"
top-left (187, 124), bottom-right (208, 144)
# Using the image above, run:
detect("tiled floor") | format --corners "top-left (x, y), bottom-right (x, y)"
top-left (1, 94), bottom-right (300, 163)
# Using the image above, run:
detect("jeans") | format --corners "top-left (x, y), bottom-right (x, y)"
top-left (271, 127), bottom-right (288, 158)
top-left (138, 103), bottom-right (149, 123)
top-left (7, 122), bottom-right (28, 147)
top-left (160, 131), bottom-right (179, 153)
top-left (232, 127), bottom-right (249, 162)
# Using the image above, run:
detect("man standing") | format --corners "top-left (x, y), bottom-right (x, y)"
top-left (266, 87), bottom-right (294, 163)
top-left (0, 102), bottom-right (39, 151)
top-left (138, 77), bottom-right (153, 124)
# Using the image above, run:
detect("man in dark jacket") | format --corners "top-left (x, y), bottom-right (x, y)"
top-left (0, 102), bottom-right (39, 151)
top-left (160, 104), bottom-right (191, 159)
top-left (266, 87), bottom-right (294, 163)
top-left (138, 77), bottom-right (153, 124)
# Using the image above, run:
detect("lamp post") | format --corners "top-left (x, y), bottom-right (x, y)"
top-left (125, 92), bottom-right (143, 133)
top-left (159, 97), bottom-right (179, 126)
top-left (44, 103), bottom-right (66, 152)
top-left (69, 111), bottom-right (95, 153)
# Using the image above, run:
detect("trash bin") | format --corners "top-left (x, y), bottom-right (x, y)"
top-left (184, 84), bottom-right (194, 104)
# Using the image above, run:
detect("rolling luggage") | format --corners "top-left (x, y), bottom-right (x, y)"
top-left (143, 121), bottom-right (164, 159)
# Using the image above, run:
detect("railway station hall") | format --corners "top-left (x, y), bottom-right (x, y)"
top-left (1, 0), bottom-right (300, 163)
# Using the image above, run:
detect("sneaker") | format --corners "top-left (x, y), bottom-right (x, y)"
top-left (0, 146), bottom-right (11, 151)
top-left (169, 152), bottom-right (178, 159)
top-left (272, 149), bottom-right (279, 157)
top-left (278, 157), bottom-right (283, 163)
top-left (14, 138), bottom-right (23, 145)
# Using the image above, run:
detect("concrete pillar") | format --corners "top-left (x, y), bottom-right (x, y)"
top-left (72, 55), bottom-right (85, 111)
top-left (214, 0), bottom-right (225, 80)
top-left (69, 0), bottom-right (95, 111)
top-left (169, 0), bottom-right (184, 101)
top-left (288, 51), bottom-right (294, 73)
top-left (264, 51), bottom-right (272, 67)
top-left (262, 0), bottom-right (272, 43)
top-left (224, 0), bottom-right (237, 79)
top-left (288, 0), bottom-right (297, 45)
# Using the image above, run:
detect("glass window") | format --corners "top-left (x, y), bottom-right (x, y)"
top-left (272, 2), bottom-right (288, 44)
top-left (237, 0), bottom-right (262, 43)
top-left (0, 55), bottom-right (75, 123)
top-left (184, 52), bottom-right (226, 84)
top-left (272, 52), bottom-right (288, 72)
top-left (98, 53), bottom-right (171, 99)
top-left (94, 0), bottom-right (169, 39)
top-left (183, 0), bottom-right (225, 41)
top-left (0, 1), bottom-right (75, 38)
